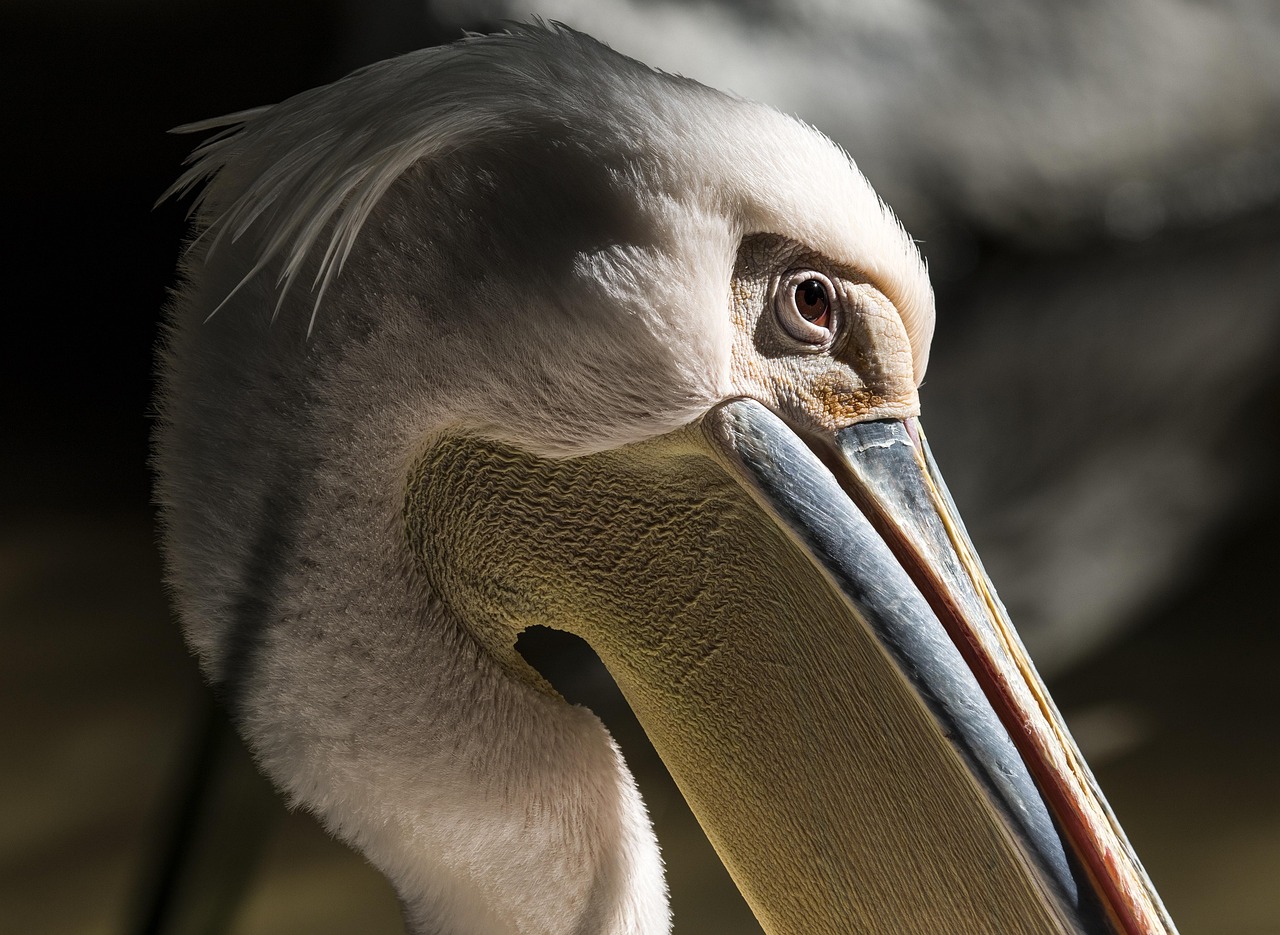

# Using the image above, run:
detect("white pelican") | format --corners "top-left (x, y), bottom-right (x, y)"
top-left (156, 23), bottom-right (1178, 935)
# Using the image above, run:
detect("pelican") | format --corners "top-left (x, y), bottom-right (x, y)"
top-left (155, 23), bottom-right (1178, 935)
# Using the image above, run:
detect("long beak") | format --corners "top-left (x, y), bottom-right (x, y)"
top-left (409, 399), bottom-right (1179, 934)
top-left (692, 398), bottom-right (1176, 935)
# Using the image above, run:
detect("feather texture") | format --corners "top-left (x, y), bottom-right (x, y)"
top-left (162, 22), bottom-right (934, 376)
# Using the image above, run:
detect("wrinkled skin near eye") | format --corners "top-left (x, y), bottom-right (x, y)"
top-left (776, 270), bottom-right (837, 346)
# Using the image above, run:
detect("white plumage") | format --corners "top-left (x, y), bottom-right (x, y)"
top-left (156, 22), bottom-right (1173, 935)
top-left (164, 24), bottom-right (933, 363)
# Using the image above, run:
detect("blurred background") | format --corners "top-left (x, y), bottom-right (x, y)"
top-left (2, 0), bottom-right (1278, 933)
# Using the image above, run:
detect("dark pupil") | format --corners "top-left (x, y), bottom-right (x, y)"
top-left (798, 280), bottom-right (828, 321)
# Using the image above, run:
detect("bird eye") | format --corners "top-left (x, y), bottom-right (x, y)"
top-left (776, 271), bottom-right (837, 346)
top-left (796, 279), bottom-right (830, 326)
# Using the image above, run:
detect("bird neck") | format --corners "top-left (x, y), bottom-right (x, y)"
top-left (157, 262), bottom-right (668, 934)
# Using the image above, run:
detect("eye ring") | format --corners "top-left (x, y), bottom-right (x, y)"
top-left (776, 270), bottom-right (838, 346)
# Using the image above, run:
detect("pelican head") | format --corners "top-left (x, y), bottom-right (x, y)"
top-left (156, 23), bottom-right (1175, 935)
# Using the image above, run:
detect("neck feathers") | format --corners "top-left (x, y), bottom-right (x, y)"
top-left (155, 240), bottom-right (668, 933)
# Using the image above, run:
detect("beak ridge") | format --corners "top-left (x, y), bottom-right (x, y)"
top-left (705, 398), bottom-right (1175, 935)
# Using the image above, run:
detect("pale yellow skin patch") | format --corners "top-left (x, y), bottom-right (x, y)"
top-left (402, 237), bottom-right (1063, 934)
top-left (406, 427), bottom-right (1061, 935)
top-left (727, 234), bottom-right (920, 435)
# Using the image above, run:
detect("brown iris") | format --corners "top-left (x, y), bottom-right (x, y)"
top-left (796, 278), bottom-right (831, 327)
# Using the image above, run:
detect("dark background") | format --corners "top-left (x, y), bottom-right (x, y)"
top-left (2, 1), bottom-right (1277, 933)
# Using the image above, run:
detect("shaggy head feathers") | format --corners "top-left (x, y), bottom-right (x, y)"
top-left (166, 22), bottom-right (935, 380)
top-left (157, 26), bottom-right (938, 930)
